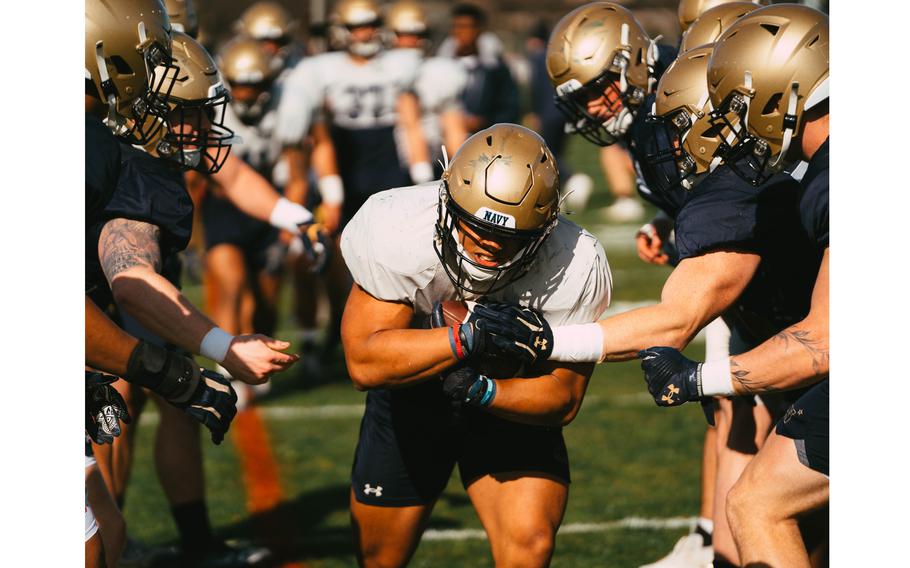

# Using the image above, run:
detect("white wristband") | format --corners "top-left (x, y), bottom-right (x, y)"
top-left (199, 327), bottom-right (234, 363)
top-left (637, 222), bottom-right (657, 240)
top-left (269, 197), bottom-right (314, 232)
top-left (409, 161), bottom-right (434, 184)
top-left (317, 174), bottom-right (344, 205)
top-left (701, 358), bottom-right (735, 397)
top-left (550, 323), bottom-right (605, 363)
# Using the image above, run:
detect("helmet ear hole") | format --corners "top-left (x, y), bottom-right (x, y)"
top-left (761, 92), bottom-right (783, 116)
top-left (109, 55), bottom-right (134, 75)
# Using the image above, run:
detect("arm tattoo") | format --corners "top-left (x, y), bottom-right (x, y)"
top-left (99, 218), bottom-right (162, 282)
top-left (730, 327), bottom-right (829, 394)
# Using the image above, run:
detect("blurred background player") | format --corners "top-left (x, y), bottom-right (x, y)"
top-left (386, 0), bottom-right (469, 178)
top-left (234, 0), bottom-right (305, 69)
top-left (276, 0), bottom-right (433, 358)
top-left (438, 3), bottom-right (519, 134)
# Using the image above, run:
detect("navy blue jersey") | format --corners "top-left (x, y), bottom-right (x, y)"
top-left (626, 45), bottom-right (685, 217)
top-left (85, 144), bottom-right (192, 307)
top-left (675, 164), bottom-right (820, 344)
top-left (628, 93), bottom-right (688, 218)
top-left (85, 114), bottom-right (121, 226)
top-left (798, 138), bottom-right (829, 252)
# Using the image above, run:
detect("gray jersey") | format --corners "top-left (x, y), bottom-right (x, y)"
top-left (340, 183), bottom-right (612, 325)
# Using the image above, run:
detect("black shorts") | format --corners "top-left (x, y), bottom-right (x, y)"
top-left (775, 379), bottom-right (829, 477)
top-left (202, 193), bottom-right (279, 271)
top-left (351, 381), bottom-right (570, 507)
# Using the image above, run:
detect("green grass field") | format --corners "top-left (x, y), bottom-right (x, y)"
top-left (121, 137), bottom-right (712, 567)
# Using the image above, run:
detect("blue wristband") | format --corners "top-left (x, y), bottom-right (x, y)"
top-left (478, 376), bottom-right (496, 407)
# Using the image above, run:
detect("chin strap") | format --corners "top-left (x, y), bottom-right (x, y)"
top-left (618, 23), bottom-right (630, 93)
top-left (95, 40), bottom-right (126, 137)
top-left (770, 81), bottom-right (799, 170)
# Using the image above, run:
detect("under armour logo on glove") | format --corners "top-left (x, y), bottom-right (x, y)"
top-left (661, 384), bottom-right (680, 404)
top-left (363, 483), bottom-right (383, 497)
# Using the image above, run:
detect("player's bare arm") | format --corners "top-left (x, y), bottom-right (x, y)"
top-left (487, 361), bottom-right (595, 427)
top-left (85, 295), bottom-right (138, 377)
top-left (342, 283), bottom-right (458, 389)
top-left (99, 217), bottom-right (298, 384)
top-left (397, 91), bottom-right (433, 183)
top-left (727, 248), bottom-right (829, 394)
top-left (597, 249), bottom-right (760, 361)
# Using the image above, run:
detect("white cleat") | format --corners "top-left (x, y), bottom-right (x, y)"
top-left (639, 533), bottom-right (713, 568)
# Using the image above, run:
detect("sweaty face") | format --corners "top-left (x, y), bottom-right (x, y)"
top-left (455, 220), bottom-right (525, 268)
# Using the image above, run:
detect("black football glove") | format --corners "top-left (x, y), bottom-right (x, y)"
top-left (440, 366), bottom-right (497, 408)
top-left (85, 372), bottom-right (131, 445)
top-left (297, 222), bottom-right (332, 274)
top-left (638, 347), bottom-right (715, 426)
top-left (471, 302), bottom-right (554, 365)
top-left (125, 342), bottom-right (238, 444)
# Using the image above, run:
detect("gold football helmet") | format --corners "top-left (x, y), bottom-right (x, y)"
top-left (85, 0), bottom-right (178, 144)
top-left (706, 4), bottom-right (829, 183)
top-left (145, 31), bottom-right (236, 174)
top-left (163, 0), bottom-right (198, 37)
top-left (235, 1), bottom-right (297, 41)
top-left (679, 2), bottom-right (761, 52)
top-left (386, 1), bottom-right (427, 35)
top-left (646, 45), bottom-right (726, 190)
top-left (331, 0), bottom-right (384, 57)
top-left (546, 2), bottom-right (658, 146)
top-left (436, 124), bottom-right (560, 294)
top-left (677, 0), bottom-right (768, 33)
top-left (217, 38), bottom-right (282, 122)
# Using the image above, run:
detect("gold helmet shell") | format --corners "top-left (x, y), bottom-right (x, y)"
top-left (85, 0), bottom-right (176, 144)
top-left (678, 0), bottom-right (769, 33)
top-left (679, 2), bottom-right (761, 53)
top-left (546, 2), bottom-right (657, 145)
top-left (707, 4), bottom-right (829, 173)
top-left (547, 2), bottom-right (654, 99)
top-left (436, 124), bottom-right (560, 294)
top-left (145, 31), bottom-right (235, 173)
top-left (235, 1), bottom-right (297, 41)
top-left (333, 0), bottom-right (382, 27)
top-left (386, 1), bottom-right (427, 35)
top-left (218, 38), bottom-right (281, 85)
top-left (163, 0), bottom-right (198, 38)
top-left (652, 45), bottom-right (725, 182)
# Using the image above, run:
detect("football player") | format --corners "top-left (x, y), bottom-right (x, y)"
top-left (438, 3), bottom-right (519, 133)
top-left (340, 124), bottom-right (611, 568)
top-left (86, 21), bottom-right (288, 565)
top-left (386, 0), bottom-right (469, 177)
top-left (234, 0), bottom-right (304, 69)
top-left (163, 0), bottom-right (197, 37)
top-left (490, 6), bottom-right (825, 566)
top-left (640, 7), bottom-right (829, 566)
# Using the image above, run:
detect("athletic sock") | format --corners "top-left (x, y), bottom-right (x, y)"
top-left (171, 500), bottom-right (215, 557)
top-left (695, 516), bottom-right (713, 546)
top-left (713, 556), bottom-right (739, 568)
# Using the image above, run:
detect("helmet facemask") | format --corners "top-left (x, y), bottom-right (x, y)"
top-left (708, 89), bottom-right (773, 186)
top-left (554, 47), bottom-right (649, 147)
top-left (434, 181), bottom-right (556, 296)
top-left (153, 82), bottom-right (236, 174)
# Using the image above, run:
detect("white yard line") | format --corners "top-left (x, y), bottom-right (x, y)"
top-left (422, 516), bottom-right (696, 541)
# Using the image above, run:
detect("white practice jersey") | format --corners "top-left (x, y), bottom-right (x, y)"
top-left (341, 183), bottom-right (612, 325)
top-left (391, 49), bottom-right (467, 164)
top-left (223, 82), bottom-right (290, 187)
top-left (276, 49), bottom-right (421, 146)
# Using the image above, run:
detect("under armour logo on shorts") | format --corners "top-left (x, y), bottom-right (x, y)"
top-left (364, 483), bottom-right (383, 497)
